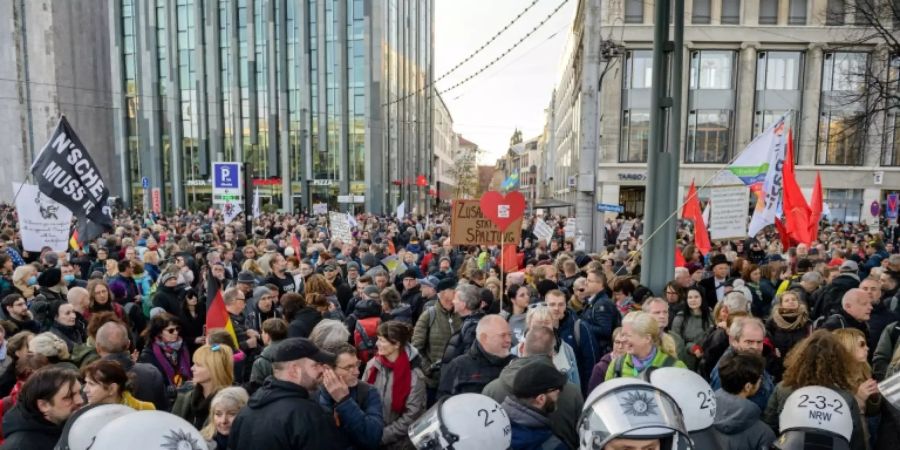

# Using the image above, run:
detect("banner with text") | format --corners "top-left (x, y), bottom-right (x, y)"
top-left (329, 211), bottom-right (353, 243)
top-left (533, 218), bottom-right (554, 243)
top-left (450, 199), bottom-right (523, 246)
top-left (12, 183), bottom-right (73, 252)
top-left (30, 116), bottom-right (113, 246)
top-left (709, 185), bottom-right (750, 240)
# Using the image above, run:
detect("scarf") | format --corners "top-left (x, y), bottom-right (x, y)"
top-left (631, 346), bottom-right (658, 373)
top-left (367, 349), bottom-right (412, 414)
top-left (771, 305), bottom-right (809, 331)
top-left (153, 338), bottom-right (191, 385)
top-left (616, 297), bottom-right (637, 316)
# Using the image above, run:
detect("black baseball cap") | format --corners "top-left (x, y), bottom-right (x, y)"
top-left (271, 338), bottom-right (336, 364)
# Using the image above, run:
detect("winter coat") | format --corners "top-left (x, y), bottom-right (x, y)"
top-left (384, 303), bottom-right (414, 325)
top-left (400, 286), bottom-right (425, 321)
top-left (699, 327), bottom-right (730, 380)
top-left (362, 347), bottom-right (427, 449)
top-left (317, 382), bottom-right (385, 450)
top-left (868, 299), bottom-right (899, 354)
top-left (411, 302), bottom-right (461, 387)
top-left (440, 311), bottom-right (485, 365)
top-left (712, 390), bottom-right (776, 450)
top-left (558, 309), bottom-right (599, 395)
top-left (178, 305), bottom-right (206, 355)
top-left (760, 278), bottom-right (778, 305)
top-left (671, 309), bottom-right (713, 371)
top-left (0, 405), bottom-right (61, 450)
top-left (482, 356), bottom-right (584, 450)
top-left (287, 307), bottom-right (323, 338)
top-left (588, 353), bottom-right (615, 394)
top-left (438, 340), bottom-right (515, 398)
top-left (501, 397), bottom-right (568, 450)
top-left (711, 347), bottom-right (774, 413)
top-left (171, 384), bottom-right (215, 430)
top-left (249, 341), bottom-right (281, 390)
top-left (763, 383), bottom-right (866, 450)
top-left (49, 322), bottom-right (85, 353)
top-left (230, 377), bottom-right (345, 450)
top-left (604, 347), bottom-right (686, 380)
top-left (820, 309), bottom-right (870, 341)
top-left (874, 320), bottom-right (900, 380)
top-left (103, 352), bottom-right (169, 411)
top-left (765, 308), bottom-right (811, 382)
top-left (153, 284), bottom-right (184, 316)
top-left (813, 274), bottom-right (860, 319)
top-left (580, 292), bottom-right (619, 354)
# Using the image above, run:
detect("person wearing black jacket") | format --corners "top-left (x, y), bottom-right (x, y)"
top-left (152, 271), bottom-right (184, 316)
top-left (322, 264), bottom-right (353, 313)
top-left (0, 367), bottom-right (83, 450)
top-left (223, 288), bottom-right (261, 382)
top-left (439, 285), bottom-right (484, 365)
top-left (282, 292), bottom-right (322, 339)
top-left (229, 338), bottom-right (345, 450)
top-left (399, 269), bottom-right (424, 320)
top-left (437, 314), bottom-right (514, 398)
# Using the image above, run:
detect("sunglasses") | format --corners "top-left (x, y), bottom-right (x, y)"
top-left (163, 327), bottom-right (181, 334)
top-left (576, 289), bottom-right (585, 292)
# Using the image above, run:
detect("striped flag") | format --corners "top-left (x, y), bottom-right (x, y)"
top-left (69, 229), bottom-right (81, 251)
top-left (880, 371), bottom-right (900, 408)
top-left (206, 288), bottom-right (238, 348)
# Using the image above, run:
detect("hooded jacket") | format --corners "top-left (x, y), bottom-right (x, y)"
top-left (813, 273), bottom-right (860, 319)
top-left (0, 405), bottom-right (61, 450)
top-left (501, 397), bottom-right (568, 450)
top-left (482, 356), bottom-right (583, 450)
top-left (710, 347), bottom-right (774, 412)
top-left (712, 390), bottom-right (776, 450)
top-left (152, 283), bottom-right (184, 316)
top-left (362, 346), bottom-right (427, 449)
top-left (229, 377), bottom-right (345, 450)
top-left (244, 287), bottom-right (283, 334)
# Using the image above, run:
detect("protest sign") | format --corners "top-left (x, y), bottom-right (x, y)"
top-left (709, 186), bottom-right (750, 240)
top-left (13, 183), bottom-right (73, 252)
top-left (329, 211), bottom-right (353, 243)
top-left (312, 203), bottom-right (328, 215)
top-left (449, 199), bottom-right (522, 246)
top-left (533, 218), bottom-right (554, 243)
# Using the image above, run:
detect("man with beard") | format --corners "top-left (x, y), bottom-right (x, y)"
top-left (0, 367), bottom-right (83, 450)
top-left (501, 360), bottom-right (568, 450)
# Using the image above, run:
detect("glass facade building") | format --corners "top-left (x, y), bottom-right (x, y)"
top-left (109, 0), bottom-right (434, 214)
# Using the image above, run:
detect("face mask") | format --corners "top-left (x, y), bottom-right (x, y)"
top-left (63, 274), bottom-right (76, 283)
top-left (26, 276), bottom-right (37, 286)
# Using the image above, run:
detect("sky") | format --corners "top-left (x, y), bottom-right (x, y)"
top-left (434, 0), bottom-right (577, 164)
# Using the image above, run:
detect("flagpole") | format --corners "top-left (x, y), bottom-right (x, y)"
top-left (500, 233), bottom-right (505, 313)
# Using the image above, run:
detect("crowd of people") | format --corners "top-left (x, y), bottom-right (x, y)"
top-left (0, 203), bottom-right (897, 449)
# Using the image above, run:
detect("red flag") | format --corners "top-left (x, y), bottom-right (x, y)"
top-left (206, 289), bottom-right (238, 348)
top-left (774, 218), bottom-right (794, 250)
top-left (502, 244), bottom-right (519, 273)
top-left (682, 180), bottom-right (711, 255)
top-left (781, 129), bottom-right (811, 245)
top-left (291, 233), bottom-right (301, 258)
top-left (674, 246), bottom-right (686, 268)
top-left (809, 172), bottom-right (823, 243)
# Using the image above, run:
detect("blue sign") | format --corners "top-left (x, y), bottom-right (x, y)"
top-left (597, 203), bottom-right (625, 213)
top-left (888, 194), bottom-right (899, 220)
top-left (213, 163), bottom-right (241, 189)
top-left (141, 177), bottom-right (150, 189)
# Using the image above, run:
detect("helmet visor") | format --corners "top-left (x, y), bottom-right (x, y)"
top-left (580, 385), bottom-right (689, 448)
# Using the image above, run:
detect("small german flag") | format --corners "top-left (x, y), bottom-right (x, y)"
top-left (69, 230), bottom-right (81, 251)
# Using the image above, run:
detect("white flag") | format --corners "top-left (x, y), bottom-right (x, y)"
top-left (12, 183), bottom-right (73, 252)
top-left (702, 200), bottom-right (711, 227)
top-left (223, 202), bottom-right (242, 224)
top-left (347, 213), bottom-right (359, 228)
top-left (396, 202), bottom-right (406, 220)
top-left (252, 187), bottom-right (261, 219)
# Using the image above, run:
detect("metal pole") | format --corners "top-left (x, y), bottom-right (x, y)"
top-left (641, 0), bottom-right (683, 293)
top-left (244, 162), bottom-right (253, 234)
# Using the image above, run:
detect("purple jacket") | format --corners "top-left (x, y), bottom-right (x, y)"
top-left (587, 352), bottom-right (615, 394)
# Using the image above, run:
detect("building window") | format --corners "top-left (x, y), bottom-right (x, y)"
top-left (824, 189), bottom-right (863, 222)
top-left (693, 0), bottom-right (711, 24)
top-left (759, 0), bottom-right (778, 24)
top-left (620, 50), bottom-right (653, 162)
top-left (625, 0), bottom-right (643, 23)
top-left (686, 51), bottom-right (736, 163)
top-left (818, 52), bottom-right (867, 165)
top-left (884, 56), bottom-right (900, 166)
top-left (789, 0), bottom-right (807, 24)
top-left (754, 51), bottom-right (804, 147)
top-left (686, 110), bottom-right (733, 163)
top-left (721, 0), bottom-right (741, 24)
top-left (826, 0), bottom-right (846, 25)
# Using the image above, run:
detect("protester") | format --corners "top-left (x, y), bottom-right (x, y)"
top-left (200, 386), bottom-right (248, 450)
top-left (94, 321), bottom-right (168, 410)
top-left (712, 351), bottom-right (776, 449)
top-left (503, 362), bottom-right (568, 450)
top-left (0, 367), bottom-right (83, 450)
top-left (438, 314), bottom-right (514, 397)
top-left (80, 359), bottom-right (154, 410)
top-left (138, 312), bottom-right (192, 390)
top-left (604, 311), bottom-right (685, 380)
top-left (671, 287), bottom-right (713, 371)
top-left (84, 279), bottom-right (125, 322)
top-left (318, 342), bottom-right (384, 450)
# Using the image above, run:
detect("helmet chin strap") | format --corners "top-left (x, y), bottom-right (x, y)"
top-left (436, 396), bottom-right (460, 449)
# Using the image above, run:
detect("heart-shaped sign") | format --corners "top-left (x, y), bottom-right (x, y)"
top-left (480, 191), bottom-right (526, 233)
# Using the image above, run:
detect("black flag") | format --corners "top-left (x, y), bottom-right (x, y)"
top-left (30, 116), bottom-right (113, 246)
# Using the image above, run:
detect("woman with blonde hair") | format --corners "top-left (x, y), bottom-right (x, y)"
top-left (28, 332), bottom-right (76, 371)
top-left (833, 328), bottom-right (880, 414)
top-left (484, 277), bottom-right (502, 306)
top-left (200, 386), bottom-right (249, 450)
top-left (241, 259), bottom-right (266, 283)
top-left (604, 311), bottom-right (685, 380)
top-left (172, 343), bottom-right (234, 429)
top-left (11, 265), bottom-right (37, 300)
top-left (765, 290), bottom-right (811, 381)
top-left (763, 330), bottom-right (867, 450)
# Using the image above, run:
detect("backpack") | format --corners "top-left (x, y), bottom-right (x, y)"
top-left (612, 353), bottom-right (677, 378)
top-left (813, 313), bottom-right (845, 330)
top-left (354, 316), bottom-right (381, 364)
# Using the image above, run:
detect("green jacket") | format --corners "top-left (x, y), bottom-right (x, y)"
top-left (605, 348), bottom-right (686, 380)
top-left (250, 340), bottom-right (282, 386)
top-left (411, 302), bottom-right (461, 387)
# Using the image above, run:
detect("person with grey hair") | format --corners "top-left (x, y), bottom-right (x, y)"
top-left (818, 288), bottom-right (872, 338)
top-left (308, 319), bottom-right (351, 351)
top-left (813, 260), bottom-right (861, 319)
top-left (244, 285), bottom-right (282, 335)
top-left (438, 284), bottom-right (485, 366)
top-left (437, 314), bottom-right (514, 399)
top-left (709, 317), bottom-right (773, 412)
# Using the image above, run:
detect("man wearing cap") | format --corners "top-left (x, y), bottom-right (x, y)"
top-left (813, 260), bottom-right (861, 319)
top-left (417, 275), bottom-right (439, 311)
top-left (229, 337), bottom-right (345, 450)
top-left (152, 271), bottom-right (184, 316)
top-left (699, 254), bottom-right (731, 310)
top-left (233, 270), bottom-right (258, 298)
top-left (501, 357), bottom-right (568, 450)
top-left (412, 276), bottom-right (461, 401)
top-left (399, 269), bottom-right (424, 320)
top-left (322, 263), bottom-right (353, 313)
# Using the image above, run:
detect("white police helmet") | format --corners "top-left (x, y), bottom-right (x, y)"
top-left (579, 378), bottom-right (692, 449)
top-left (89, 410), bottom-right (206, 450)
top-left (56, 404), bottom-right (136, 450)
top-left (409, 393), bottom-right (511, 450)
top-left (642, 367), bottom-right (716, 432)
top-left (774, 386), bottom-right (853, 450)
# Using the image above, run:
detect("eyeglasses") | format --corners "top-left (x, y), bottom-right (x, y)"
top-left (613, 339), bottom-right (628, 346)
top-left (336, 362), bottom-right (361, 372)
top-left (163, 327), bottom-right (180, 334)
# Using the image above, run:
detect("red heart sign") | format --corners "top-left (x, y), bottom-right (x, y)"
top-left (480, 191), bottom-right (526, 233)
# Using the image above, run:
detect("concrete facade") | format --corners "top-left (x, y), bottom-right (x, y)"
top-left (0, 0), bottom-right (116, 203)
top-left (432, 89), bottom-right (455, 204)
top-left (541, 0), bottom-right (900, 250)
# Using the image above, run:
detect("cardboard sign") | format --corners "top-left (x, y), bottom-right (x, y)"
top-left (450, 199), bottom-right (523, 246)
top-left (329, 211), bottom-right (353, 243)
top-left (533, 218), bottom-right (554, 243)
